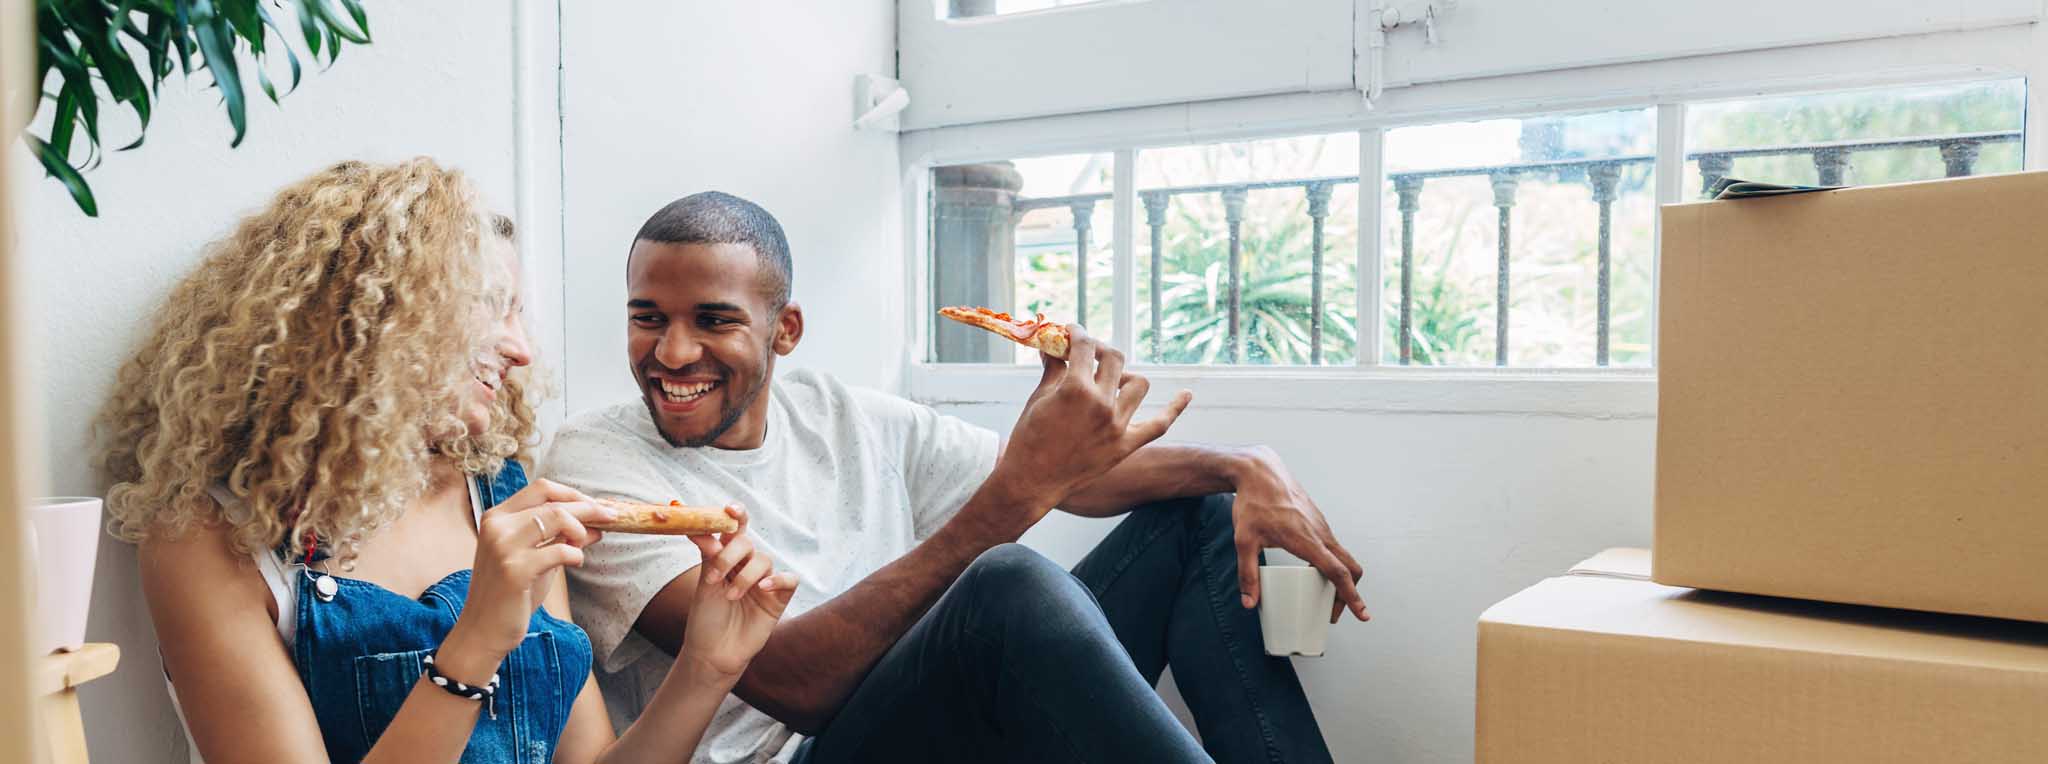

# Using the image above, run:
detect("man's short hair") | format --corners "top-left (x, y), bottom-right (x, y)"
top-left (632, 191), bottom-right (792, 307)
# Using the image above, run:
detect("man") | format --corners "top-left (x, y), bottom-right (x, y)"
top-left (548, 191), bottom-right (1368, 764)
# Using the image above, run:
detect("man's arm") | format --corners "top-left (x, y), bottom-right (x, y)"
top-left (633, 477), bottom-right (1038, 733)
top-left (636, 328), bottom-right (1186, 733)
top-left (1059, 441), bottom-right (1372, 624)
top-left (1054, 441), bottom-right (1245, 517)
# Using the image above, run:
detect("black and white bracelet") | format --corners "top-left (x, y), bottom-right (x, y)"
top-left (421, 652), bottom-right (501, 719)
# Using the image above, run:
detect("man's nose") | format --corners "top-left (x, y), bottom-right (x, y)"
top-left (654, 325), bottom-right (702, 369)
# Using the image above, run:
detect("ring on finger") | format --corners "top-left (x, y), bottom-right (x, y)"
top-left (533, 515), bottom-right (550, 547)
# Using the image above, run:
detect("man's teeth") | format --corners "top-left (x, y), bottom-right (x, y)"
top-left (658, 380), bottom-right (716, 402)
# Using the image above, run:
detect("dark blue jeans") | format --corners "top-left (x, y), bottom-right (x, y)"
top-left (793, 494), bottom-right (1333, 764)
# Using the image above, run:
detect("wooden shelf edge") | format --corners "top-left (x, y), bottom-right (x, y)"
top-left (33, 643), bottom-right (121, 696)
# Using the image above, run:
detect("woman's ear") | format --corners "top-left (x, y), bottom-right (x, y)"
top-left (772, 302), bottom-right (803, 356)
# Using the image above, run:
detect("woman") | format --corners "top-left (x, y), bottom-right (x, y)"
top-left (98, 158), bottom-right (791, 763)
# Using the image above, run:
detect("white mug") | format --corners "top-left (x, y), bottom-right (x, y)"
top-left (1257, 565), bottom-right (1336, 657)
top-left (30, 497), bottom-right (103, 653)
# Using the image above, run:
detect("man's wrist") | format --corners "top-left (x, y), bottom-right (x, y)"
top-left (1214, 444), bottom-right (1272, 490)
top-left (938, 479), bottom-right (1039, 550)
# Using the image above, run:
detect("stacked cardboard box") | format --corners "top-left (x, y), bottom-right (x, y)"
top-left (1477, 174), bottom-right (2048, 763)
top-left (1477, 549), bottom-right (2048, 763)
top-left (1655, 172), bottom-right (2048, 623)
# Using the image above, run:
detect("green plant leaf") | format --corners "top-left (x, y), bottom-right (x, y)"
top-left (66, 78), bottom-right (103, 167)
top-left (26, 0), bottom-right (373, 213)
top-left (26, 135), bottom-right (98, 217)
top-left (338, 0), bottom-right (371, 42)
top-left (306, 0), bottom-right (368, 44)
top-left (221, 0), bottom-right (263, 46)
top-left (188, 0), bottom-right (249, 146)
top-left (67, 5), bottom-right (154, 137)
top-left (324, 23), bottom-right (342, 66)
top-left (46, 86), bottom-right (77, 165)
top-left (291, 0), bottom-right (324, 57)
top-left (171, 1), bottom-right (198, 75)
top-left (257, 4), bottom-right (303, 93)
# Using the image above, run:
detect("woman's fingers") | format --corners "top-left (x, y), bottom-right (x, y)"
top-left (703, 529), bottom-right (755, 582)
top-left (497, 477), bottom-right (594, 513)
top-left (523, 540), bottom-right (586, 574)
top-left (749, 571), bottom-right (800, 616)
top-left (715, 504), bottom-right (749, 546)
top-left (687, 533), bottom-right (723, 562)
top-left (725, 553), bottom-right (773, 601)
top-left (532, 502), bottom-right (599, 548)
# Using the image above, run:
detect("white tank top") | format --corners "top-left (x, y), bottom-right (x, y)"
top-left (167, 483), bottom-right (486, 763)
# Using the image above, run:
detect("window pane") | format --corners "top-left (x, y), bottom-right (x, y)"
top-left (1382, 109), bottom-right (1657, 367)
top-left (1135, 133), bottom-right (1360, 366)
top-left (937, 0), bottom-right (1108, 19)
top-left (930, 154), bottom-right (1113, 363)
top-left (1683, 79), bottom-right (2025, 198)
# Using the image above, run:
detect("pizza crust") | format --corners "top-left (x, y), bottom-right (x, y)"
top-left (589, 498), bottom-right (738, 535)
top-left (938, 306), bottom-right (1072, 359)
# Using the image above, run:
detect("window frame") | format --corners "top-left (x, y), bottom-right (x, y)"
top-left (899, 24), bottom-right (2042, 414)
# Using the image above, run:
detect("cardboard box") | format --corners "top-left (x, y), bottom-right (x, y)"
top-left (1477, 549), bottom-right (2048, 764)
top-left (1656, 172), bottom-right (2048, 623)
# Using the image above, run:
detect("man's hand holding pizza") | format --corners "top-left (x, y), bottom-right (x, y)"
top-left (976, 326), bottom-right (1193, 534)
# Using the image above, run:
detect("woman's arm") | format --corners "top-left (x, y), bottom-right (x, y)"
top-left (142, 524), bottom-right (330, 763)
top-left (554, 509), bottom-right (797, 764)
top-left (146, 516), bottom-right (506, 764)
top-left (551, 569), bottom-right (734, 764)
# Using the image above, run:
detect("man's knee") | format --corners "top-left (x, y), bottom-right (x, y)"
top-left (960, 543), bottom-right (1072, 602)
top-left (958, 544), bottom-right (1114, 644)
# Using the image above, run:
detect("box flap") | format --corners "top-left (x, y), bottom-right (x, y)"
top-left (1565, 547), bottom-right (1650, 580)
top-left (1481, 574), bottom-right (2048, 674)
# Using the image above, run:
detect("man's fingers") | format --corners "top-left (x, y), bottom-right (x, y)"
top-left (1331, 536), bottom-right (1365, 582)
top-left (1308, 546), bottom-right (1370, 623)
top-left (1094, 343), bottom-right (1125, 393)
top-left (1320, 529), bottom-right (1366, 621)
top-left (1113, 373), bottom-right (1151, 423)
top-left (1036, 346), bottom-right (1065, 390)
top-left (1064, 325), bottom-right (1098, 386)
top-left (1125, 389), bottom-right (1192, 446)
top-left (1236, 540), bottom-right (1262, 609)
top-left (724, 504), bottom-right (750, 538)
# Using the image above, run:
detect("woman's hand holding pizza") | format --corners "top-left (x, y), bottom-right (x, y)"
top-left (680, 506), bottom-right (799, 683)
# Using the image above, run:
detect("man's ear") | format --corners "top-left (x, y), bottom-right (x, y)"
top-left (773, 301), bottom-right (803, 356)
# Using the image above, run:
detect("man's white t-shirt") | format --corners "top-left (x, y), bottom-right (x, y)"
top-left (545, 368), bottom-right (1000, 764)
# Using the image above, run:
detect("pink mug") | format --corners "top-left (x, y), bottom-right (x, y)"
top-left (30, 497), bottom-right (103, 653)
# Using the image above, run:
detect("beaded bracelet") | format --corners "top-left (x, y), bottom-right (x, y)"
top-left (421, 652), bottom-right (501, 719)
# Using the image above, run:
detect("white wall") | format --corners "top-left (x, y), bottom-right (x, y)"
top-left (944, 401), bottom-right (1656, 763)
top-left (16, 6), bottom-right (521, 762)
top-left (557, 1), bottom-right (904, 414)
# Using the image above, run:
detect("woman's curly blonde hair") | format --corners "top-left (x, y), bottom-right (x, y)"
top-left (97, 158), bottom-right (539, 562)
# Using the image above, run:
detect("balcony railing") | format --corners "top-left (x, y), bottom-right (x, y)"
top-left (945, 129), bottom-right (2021, 367)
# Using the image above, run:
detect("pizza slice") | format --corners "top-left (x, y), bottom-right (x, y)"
top-left (937, 306), bottom-right (1072, 359)
top-left (589, 498), bottom-right (738, 536)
